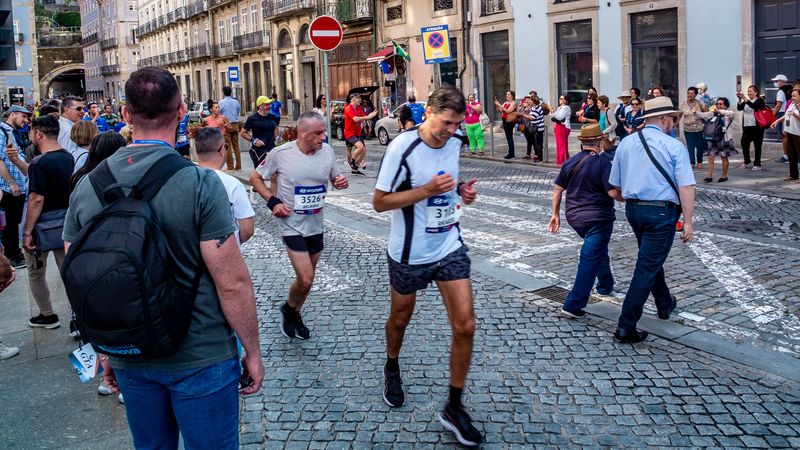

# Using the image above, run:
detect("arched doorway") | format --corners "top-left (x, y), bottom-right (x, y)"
top-left (39, 64), bottom-right (86, 98)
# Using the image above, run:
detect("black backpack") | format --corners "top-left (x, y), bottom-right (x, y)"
top-left (61, 153), bottom-right (202, 358)
top-left (702, 113), bottom-right (726, 142)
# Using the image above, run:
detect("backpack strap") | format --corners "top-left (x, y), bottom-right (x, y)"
top-left (89, 160), bottom-right (126, 205)
top-left (134, 153), bottom-right (194, 202)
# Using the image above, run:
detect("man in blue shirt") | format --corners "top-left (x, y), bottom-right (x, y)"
top-left (549, 124), bottom-right (617, 319)
top-left (218, 86), bottom-right (242, 170)
top-left (608, 97), bottom-right (696, 343)
top-left (268, 93), bottom-right (282, 125)
top-left (407, 95), bottom-right (425, 125)
top-left (83, 102), bottom-right (109, 132)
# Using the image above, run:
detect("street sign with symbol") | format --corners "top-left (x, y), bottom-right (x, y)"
top-left (421, 25), bottom-right (452, 65)
top-left (309, 16), bottom-right (343, 52)
top-left (228, 66), bottom-right (240, 83)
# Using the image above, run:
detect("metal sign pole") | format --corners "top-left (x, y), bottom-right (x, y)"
top-left (324, 52), bottom-right (331, 141)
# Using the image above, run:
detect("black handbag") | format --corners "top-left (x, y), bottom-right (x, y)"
top-left (33, 208), bottom-right (67, 252)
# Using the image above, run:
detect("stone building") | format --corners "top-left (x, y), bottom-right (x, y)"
top-left (1, 0), bottom-right (39, 105)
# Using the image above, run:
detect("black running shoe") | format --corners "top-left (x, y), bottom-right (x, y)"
top-left (351, 169), bottom-right (365, 175)
top-left (383, 364), bottom-right (405, 407)
top-left (349, 159), bottom-right (359, 171)
top-left (294, 312), bottom-right (310, 340)
top-left (280, 303), bottom-right (296, 338)
top-left (438, 404), bottom-right (482, 446)
top-left (8, 255), bottom-right (26, 269)
top-left (28, 313), bottom-right (60, 329)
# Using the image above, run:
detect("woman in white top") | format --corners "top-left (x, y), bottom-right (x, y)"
top-left (771, 88), bottom-right (800, 182)
top-left (551, 94), bottom-right (572, 165)
top-left (736, 85), bottom-right (767, 170)
top-left (694, 97), bottom-right (737, 183)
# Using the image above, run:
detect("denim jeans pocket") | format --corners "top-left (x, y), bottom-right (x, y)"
top-left (168, 358), bottom-right (239, 397)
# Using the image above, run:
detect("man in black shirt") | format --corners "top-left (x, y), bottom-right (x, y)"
top-left (240, 96), bottom-right (278, 168)
top-left (22, 115), bottom-right (74, 329)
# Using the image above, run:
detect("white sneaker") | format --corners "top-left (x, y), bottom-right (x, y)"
top-left (98, 380), bottom-right (114, 396)
top-left (0, 342), bottom-right (19, 360)
top-left (752, 166), bottom-right (762, 171)
top-left (118, 393), bottom-right (125, 404)
top-left (738, 163), bottom-right (752, 169)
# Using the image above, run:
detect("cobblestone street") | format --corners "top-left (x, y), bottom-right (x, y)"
top-left (235, 139), bottom-right (800, 447)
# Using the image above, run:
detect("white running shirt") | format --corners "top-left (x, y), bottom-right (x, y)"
top-left (375, 129), bottom-right (464, 265)
top-left (214, 169), bottom-right (255, 247)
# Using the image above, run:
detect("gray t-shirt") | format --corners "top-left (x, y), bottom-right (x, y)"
top-left (63, 145), bottom-right (238, 370)
top-left (255, 141), bottom-right (340, 237)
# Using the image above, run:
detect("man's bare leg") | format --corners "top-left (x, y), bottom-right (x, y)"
top-left (436, 278), bottom-right (476, 389)
top-left (285, 250), bottom-right (321, 311)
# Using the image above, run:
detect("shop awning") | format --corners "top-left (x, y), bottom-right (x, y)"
top-left (367, 46), bottom-right (395, 62)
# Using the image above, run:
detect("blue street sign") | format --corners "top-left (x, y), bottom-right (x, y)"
top-left (228, 67), bottom-right (240, 83)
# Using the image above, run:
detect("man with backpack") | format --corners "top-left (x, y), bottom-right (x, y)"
top-left (61, 68), bottom-right (264, 449)
top-left (373, 86), bottom-right (482, 447)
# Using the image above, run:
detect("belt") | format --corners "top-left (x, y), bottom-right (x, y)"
top-left (629, 199), bottom-right (676, 208)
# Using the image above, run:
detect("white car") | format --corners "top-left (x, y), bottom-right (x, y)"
top-left (375, 102), bottom-right (426, 145)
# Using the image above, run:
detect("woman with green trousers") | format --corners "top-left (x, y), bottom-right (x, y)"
top-left (465, 94), bottom-right (485, 156)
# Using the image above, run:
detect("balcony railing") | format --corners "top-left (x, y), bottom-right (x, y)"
top-left (209, 0), bottom-right (234, 9)
top-left (187, 43), bottom-right (211, 59)
top-left (80, 32), bottom-right (98, 45)
top-left (187, 0), bottom-right (208, 18)
top-left (157, 16), bottom-right (166, 28)
top-left (213, 42), bottom-right (234, 58)
top-left (263, 0), bottom-right (316, 20)
top-left (100, 64), bottom-right (120, 75)
top-left (481, 0), bottom-right (505, 16)
top-left (328, 0), bottom-right (372, 24)
top-left (173, 49), bottom-right (186, 63)
top-left (233, 30), bottom-right (270, 52)
top-left (100, 36), bottom-right (118, 49)
top-left (176, 6), bottom-right (187, 20)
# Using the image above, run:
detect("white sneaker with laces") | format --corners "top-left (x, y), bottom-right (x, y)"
top-left (0, 342), bottom-right (20, 360)
top-left (118, 393), bottom-right (125, 404)
top-left (98, 380), bottom-right (114, 395)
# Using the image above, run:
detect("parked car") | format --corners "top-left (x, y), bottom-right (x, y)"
top-left (331, 86), bottom-right (379, 140)
top-left (375, 101), bottom-right (427, 145)
top-left (188, 101), bottom-right (210, 122)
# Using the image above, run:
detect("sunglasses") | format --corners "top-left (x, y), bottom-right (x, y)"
top-left (631, 102), bottom-right (640, 106)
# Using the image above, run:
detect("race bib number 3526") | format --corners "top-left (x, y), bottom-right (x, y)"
top-left (294, 185), bottom-right (326, 214)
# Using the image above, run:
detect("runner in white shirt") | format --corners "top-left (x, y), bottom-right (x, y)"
top-left (373, 85), bottom-right (482, 447)
top-left (193, 127), bottom-right (255, 246)
top-left (250, 111), bottom-right (348, 340)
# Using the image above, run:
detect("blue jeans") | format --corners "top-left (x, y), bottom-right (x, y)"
top-left (618, 202), bottom-right (678, 331)
top-left (684, 130), bottom-right (705, 165)
top-left (115, 357), bottom-right (240, 450)
top-left (563, 221), bottom-right (615, 311)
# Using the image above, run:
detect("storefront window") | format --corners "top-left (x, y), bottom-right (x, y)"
top-left (481, 30), bottom-right (509, 121)
top-left (556, 20), bottom-right (592, 95)
top-left (631, 8), bottom-right (678, 104)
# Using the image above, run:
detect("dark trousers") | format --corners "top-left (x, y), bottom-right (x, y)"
top-left (502, 121), bottom-right (515, 157)
top-left (787, 132), bottom-right (800, 180)
top-left (740, 126), bottom-right (765, 167)
top-left (524, 129), bottom-right (544, 160)
top-left (249, 146), bottom-right (269, 168)
top-left (0, 191), bottom-right (25, 259)
top-left (618, 202), bottom-right (678, 331)
top-left (563, 221), bottom-right (615, 311)
top-left (684, 130), bottom-right (705, 165)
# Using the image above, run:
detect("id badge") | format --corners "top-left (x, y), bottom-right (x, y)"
top-left (69, 343), bottom-right (103, 383)
top-left (426, 195), bottom-right (462, 233)
top-left (294, 185), bottom-right (326, 214)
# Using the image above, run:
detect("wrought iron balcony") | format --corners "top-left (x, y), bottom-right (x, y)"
top-left (157, 15), bottom-right (166, 28)
top-left (213, 42), bottom-right (234, 58)
top-left (328, 0), bottom-right (372, 24)
top-left (174, 49), bottom-right (186, 62)
top-left (209, 0), bottom-right (234, 9)
top-left (167, 11), bottom-right (176, 24)
top-left (263, 0), bottom-right (317, 21)
top-left (187, 0), bottom-right (208, 18)
top-left (233, 30), bottom-right (270, 52)
top-left (81, 32), bottom-right (98, 45)
top-left (100, 64), bottom-right (120, 75)
top-left (137, 56), bottom-right (153, 68)
top-left (175, 6), bottom-right (187, 20)
top-left (100, 36), bottom-right (118, 49)
top-left (481, 0), bottom-right (505, 16)
top-left (187, 43), bottom-right (211, 59)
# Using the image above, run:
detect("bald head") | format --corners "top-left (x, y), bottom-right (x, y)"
top-left (298, 111), bottom-right (326, 130)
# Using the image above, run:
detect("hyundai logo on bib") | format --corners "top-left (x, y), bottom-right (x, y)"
top-left (296, 186), bottom-right (326, 195)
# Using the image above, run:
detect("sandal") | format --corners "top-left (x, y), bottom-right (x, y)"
top-left (478, 151), bottom-right (484, 156)
top-left (703, 177), bottom-right (713, 183)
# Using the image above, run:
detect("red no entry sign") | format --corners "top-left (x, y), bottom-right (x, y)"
top-left (309, 16), bottom-right (343, 52)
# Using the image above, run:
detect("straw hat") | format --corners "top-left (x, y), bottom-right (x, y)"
top-left (639, 97), bottom-right (681, 120)
top-left (617, 91), bottom-right (632, 99)
top-left (577, 123), bottom-right (604, 142)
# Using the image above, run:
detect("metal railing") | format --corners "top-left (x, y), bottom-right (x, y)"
top-left (80, 32), bottom-right (98, 45)
top-left (233, 30), bottom-right (270, 52)
top-left (187, 43), bottom-right (211, 59)
top-left (100, 64), bottom-right (120, 75)
top-left (214, 42), bottom-right (234, 58)
top-left (481, 0), bottom-right (505, 16)
top-left (263, 0), bottom-right (316, 20)
top-left (327, 0), bottom-right (372, 23)
top-left (187, 0), bottom-right (208, 18)
top-left (100, 36), bottom-right (118, 49)
top-left (176, 6), bottom-right (187, 20)
top-left (209, 0), bottom-right (234, 9)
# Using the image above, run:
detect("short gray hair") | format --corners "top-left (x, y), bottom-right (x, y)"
top-left (298, 111), bottom-right (326, 130)
top-left (195, 127), bottom-right (224, 154)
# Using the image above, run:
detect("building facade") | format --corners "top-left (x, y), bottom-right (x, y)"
top-left (1, 0), bottom-right (39, 105)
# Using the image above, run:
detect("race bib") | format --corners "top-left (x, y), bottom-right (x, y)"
top-left (294, 185), bottom-right (326, 214)
top-left (426, 195), bottom-right (462, 233)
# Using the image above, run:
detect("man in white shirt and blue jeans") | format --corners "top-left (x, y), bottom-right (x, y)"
top-left (373, 85), bottom-right (481, 447)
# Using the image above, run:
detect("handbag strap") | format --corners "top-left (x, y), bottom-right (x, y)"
top-left (637, 130), bottom-right (680, 201)
top-left (566, 150), bottom-right (595, 184)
